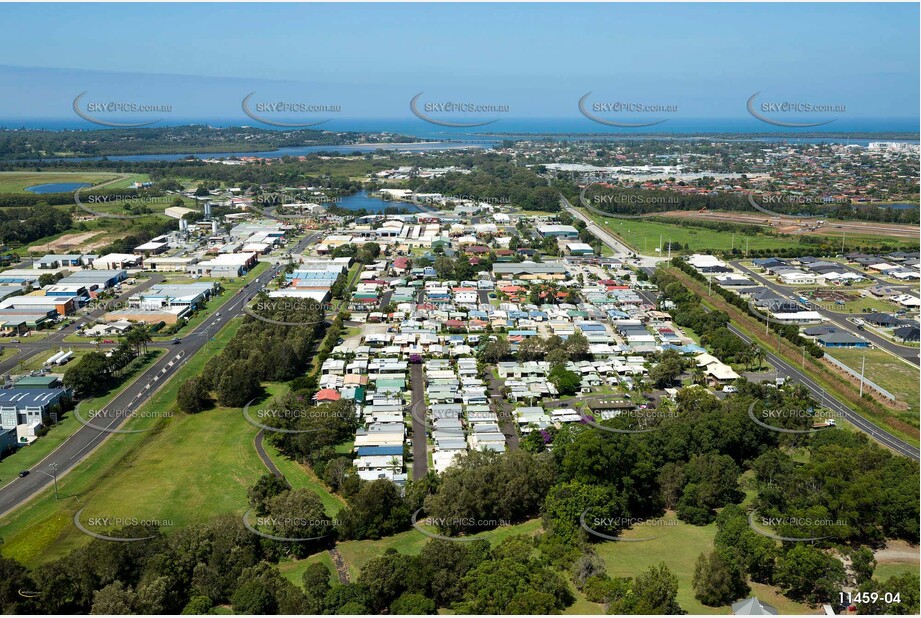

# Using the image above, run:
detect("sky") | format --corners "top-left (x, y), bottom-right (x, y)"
top-left (0, 3), bottom-right (918, 130)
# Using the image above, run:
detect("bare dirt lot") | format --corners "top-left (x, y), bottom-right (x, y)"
top-left (28, 231), bottom-right (110, 253)
top-left (654, 210), bottom-right (919, 239)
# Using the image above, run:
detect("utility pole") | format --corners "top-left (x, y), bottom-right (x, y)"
top-left (801, 345), bottom-right (806, 369)
top-left (667, 239), bottom-right (672, 260)
top-left (841, 232), bottom-right (846, 253)
top-left (708, 275), bottom-right (712, 296)
top-left (859, 354), bottom-right (866, 397)
top-left (51, 463), bottom-right (59, 500)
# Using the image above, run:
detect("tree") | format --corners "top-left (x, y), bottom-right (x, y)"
top-left (564, 331), bottom-right (589, 360)
top-left (63, 352), bottom-right (112, 395)
top-left (177, 377), bottom-right (210, 414)
top-left (692, 551), bottom-right (749, 606)
top-left (231, 579), bottom-right (276, 615)
top-left (570, 552), bottom-right (608, 590)
top-left (180, 596), bottom-right (213, 615)
top-left (337, 479), bottom-right (411, 540)
top-left (633, 563), bottom-right (682, 614)
top-left (548, 366), bottom-right (581, 397)
top-left (302, 563), bottom-right (333, 614)
top-left (390, 592), bottom-right (436, 615)
top-left (546, 348), bottom-right (569, 369)
top-left (90, 581), bottom-right (137, 615)
top-left (543, 481), bottom-right (626, 546)
top-left (264, 488), bottom-right (334, 556)
top-left (855, 573), bottom-right (920, 615)
top-left (248, 473), bottom-right (290, 516)
top-left (775, 545), bottom-right (846, 605)
top-left (357, 550), bottom-right (413, 612)
top-left (850, 546), bottom-right (876, 585)
top-left (649, 349), bottom-right (686, 388)
top-left (479, 338), bottom-right (510, 364)
top-left (215, 361), bottom-right (260, 407)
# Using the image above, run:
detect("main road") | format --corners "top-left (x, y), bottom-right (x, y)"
top-left (0, 231), bottom-right (322, 517)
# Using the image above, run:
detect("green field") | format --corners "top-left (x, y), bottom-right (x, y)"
top-left (0, 320), bottom-right (271, 567)
top-left (586, 212), bottom-right (806, 256)
top-left (825, 347), bottom-right (920, 422)
top-left (584, 211), bottom-right (917, 256)
top-left (873, 562), bottom-right (919, 582)
top-left (594, 512), bottom-right (816, 615)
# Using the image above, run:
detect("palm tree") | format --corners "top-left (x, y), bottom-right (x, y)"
top-left (692, 367), bottom-right (707, 386)
top-left (750, 344), bottom-right (766, 371)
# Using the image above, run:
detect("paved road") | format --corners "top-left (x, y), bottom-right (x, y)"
top-left (254, 430), bottom-right (284, 479)
top-left (731, 261), bottom-right (919, 366)
top-left (0, 231), bottom-right (323, 517)
top-left (409, 364), bottom-right (428, 478)
top-left (487, 373), bottom-right (519, 450)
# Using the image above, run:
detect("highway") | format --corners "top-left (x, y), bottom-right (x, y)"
top-left (0, 231), bottom-right (321, 517)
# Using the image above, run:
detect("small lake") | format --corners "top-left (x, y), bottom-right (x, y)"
top-left (337, 191), bottom-right (422, 213)
top-left (25, 182), bottom-right (91, 194)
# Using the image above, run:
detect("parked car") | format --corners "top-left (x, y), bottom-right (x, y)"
top-left (18, 470), bottom-right (29, 478)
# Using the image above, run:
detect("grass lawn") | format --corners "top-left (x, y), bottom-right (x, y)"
top-left (335, 518), bottom-right (543, 581)
top-left (592, 511), bottom-right (816, 615)
top-left (584, 212), bottom-right (805, 256)
top-left (0, 319), bottom-right (271, 567)
top-left (873, 562), bottom-right (918, 581)
top-left (278, 551), bottom-right (339, 588)
top-left (0, 171), bottom-right (123, 193)
top-left (825, 347), bottom-right (920, 423)
top-left (584, 212), bottom-right (917, 256)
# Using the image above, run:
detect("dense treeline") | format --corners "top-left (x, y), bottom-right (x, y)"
top-left (184, 296), bottom-right (327, 409)
top-left (0, 206), bottom-right (72, 246)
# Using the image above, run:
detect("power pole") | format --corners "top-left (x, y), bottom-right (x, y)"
top-left (859, 354), bottom-right (866, 397)
top-left (801, 345), bottom-right (806, 369)
top-left (51, 463), bottom-right (59, 500)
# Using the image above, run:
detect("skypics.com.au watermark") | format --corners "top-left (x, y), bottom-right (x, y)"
top-left (410, 92), bottom-right (509, 127)
top-left (241, 92), bottom-right (341, 127)
top-left (242, 300), bottom-right (334, 327)
top-left (579, 92), bottom-right (677, 127)
top-left (747, 192), bottom-right (850, 218)
top-left (242, 400), bottom-right (352, 434)
top-left (410, 508), bottom-right (512, 542)
top-left (242, 509), bottom-right (338, 542)
top-left (73, 92), bottom-right (171, 127)
top-left (73, 507), bottom-right (172, 542)
top-left (746, 92), bottom-right (846, 128)
top-left (591, 193), bottom-right (680, 206)
top-left (747, 402), bottom-right (846, 435)
top-left (73, 400), bottom-right (173, 435)
top-left (579, 407), bottom-right (681, 435)
top-left (579, 510), bottom-right (680, 542)
top-left (747, 508), bottom-right (846, 542)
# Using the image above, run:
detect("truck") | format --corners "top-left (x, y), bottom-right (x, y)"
top-left (812, 419), bottom-right (837, 429)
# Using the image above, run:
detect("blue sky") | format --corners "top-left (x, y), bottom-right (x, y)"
top-left (0, 3), bottom-right (918, 127)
